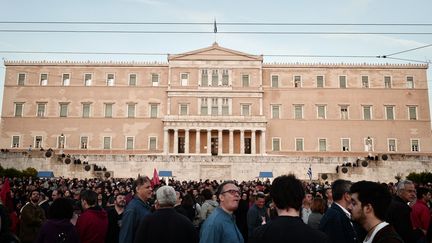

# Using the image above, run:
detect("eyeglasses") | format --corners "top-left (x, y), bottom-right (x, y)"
top-left (221, 189), bottom-right (240, 196)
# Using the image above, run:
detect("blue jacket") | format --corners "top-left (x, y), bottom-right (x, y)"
top-left (319, 203), bottom-right (358, 243)
top-left (200, 207), bottom-right (244, 243)
top-left (119, 196), bottom-right (151, 243)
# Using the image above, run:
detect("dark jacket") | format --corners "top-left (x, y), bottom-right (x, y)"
top-left (76, 206), bottom-right (108, 243)
top-left (372, 224), bottom-right (404, 243)
top-left (386, 196), bottom-right (421, 243)
top-left (19, 202), bottom-right (46, 243)
top-left (34, 219), bottom-right (79, 243)
top-left (133, 207), bottom-right (198, 243)
top-left (319, 203), bottom-right (358, 243)
top-left (119, 196), bottom-right (151, 243)
top-left (105, 207), bottom-right (123, 243)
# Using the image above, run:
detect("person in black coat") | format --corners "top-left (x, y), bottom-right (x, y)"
top-left (133, 186), bottom-right (198, 243)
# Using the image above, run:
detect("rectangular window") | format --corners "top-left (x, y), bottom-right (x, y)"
top-left (211, 98), bottom-right (218, 115)
top-left (82, 103), bottom-right (91, 118)
top-left (200, 98), bottom-right (208, 115)
top-left (272, 138), bottom-right (280, 151)
top-left (105, 103), bottom-right (113, 118)
top-left (62, 74), bottom-right (70, 86)
top-left (362, 76), bottom-right (369, 88)
top-left (295, 138), bottom-right (304, 151)
top-left (12, 136), bottom-right (20, 148)
top-left (40, 73), bottom-right (48, 86)
top-left (384, 76), bottom-right (392, 88)
top-left (37, 103), bottom-right (46, 117)
top-left (14, 103), bottom-right (23, 117)
top-left (211, 70), bottom-right (218, 86)
top-left (271, 75), bottom-right (279, 88)
top-left (103, 137), bottom-right (111, 149)
top-left (129, 74), bottom-right (137, 86)
top-left (242, 74), bottom-right (250, 87)
top-left (340, 105), bottom-right (349, 120)
top-left (388, 139), bottom-right (397, 152)
top-left (222, 70), bottom-right (229, 86)
top-left (363, 106), bottom-right (372, 120)
top-left (294, 76), bottom-right (301, 88)
top-left (386, 106), bottom-right (395, 120)
top-left (127, 104), bottom-right (136, 118)
top-left (339, 76), bottom-right (347, 88)
top-left (18, 73), bottom-right (26, 86)
top-left (80, 136), bottom-right (88, 149)
top-left (411, 139), bottom-right (419, 152)
top-left (84, 74), bottom-right (92, 86)
top-left (407, 76), bottom-right (414, 89)
top-left (341, 138), bottom-right (350, 151)
top-left (181, 73), bottom-right (189, 86)
top-left (241, 104), bottom-right (250, 116)
top-left (151, 74), bottom-right (159, 86)
top-left (35, 136), bottom-right (43, 149)
top-left (201, 70), bottom-right (208, 86)
top-left (319, 139), bottom-right (327, 152)
top-left (271, 105), bottom-right (280, 119)
top-left (294, 105), bottom-right (303, 119)
top-left (149, 137), bottom-right (157, 150)
top-left (317, 105), bottom-right (326, 119)
top-left (107, 74), bottom-right (115, 86)
top-left (408, 106), bottom-right (417, 120)
top-left (150, 104), bottom-right (158, 118)
top-left (58, 135), bottom-right (66, 149)
top-left (126, 137), bottom-right (134, 150)
top-left (59, 103), bottom-right (68, 117)
top-left (179, 104), bottom-right (188, 115)
top-left (316, 75), bottom-right (324, 88)
top-left (222, 98), bottom-right (229, 115)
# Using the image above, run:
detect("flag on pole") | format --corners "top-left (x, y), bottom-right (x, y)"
top-left (214, 19), bottom-right (217, 33)
top-left (307, 165), bottom-right (312, 180)
top-left (151, 168), bottom-right (160, 187)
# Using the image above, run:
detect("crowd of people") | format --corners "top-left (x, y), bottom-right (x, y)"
top-left (0, 174), bottom-right (430, 243)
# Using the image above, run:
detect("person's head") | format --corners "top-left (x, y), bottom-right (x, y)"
top-left (48, 197), bottom-right (73, 219)
top-left (270, 174), bottom-right (304, 212)
top-left (51, 189), bottom-right (63, 201)
top-left (325, 188), bottom-right (333, 201)
top-left (311, 197), bottom-right (326, 214)
top-left (114, 193), bottom-right (126, 208)
top-left (303, 192), bottom-right (313, 206)
top-left (80, 190), bottom-right (97, 209)
top-left (134, 176), bottom-right (152, 202)
top-left (416, 187), bottom-right (431, 202)
top-left (29, 189), bottom-right (40, 204)
top-left (216, 181), bottom-right (240, 213)
top-left (201, 189), bottom-right (213, 201)
top-left (396, 180), bottom-right (416, 203)
top-left (332, 179), bottom-right (352, 207)
top-left (175, 191), bottom-right (182, 205)
top-left (255, 192), bottom-right (266, 209)
top-left (156, 186), bottom-right (176, 208)
top-left (350, 181), bottom-right (392, 227)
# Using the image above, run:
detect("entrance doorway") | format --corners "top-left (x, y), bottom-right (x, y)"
top-left (211, 137), bottom-right (218, 155)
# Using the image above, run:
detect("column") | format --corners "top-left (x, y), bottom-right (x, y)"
top-left (207, 129), bottom-right (212, 155)
top-left (195, 129), bottom-right (200, 154)
top-left (240, 130), bottom-right (245, 155)
top-left (229, 129), bottom-right (234, 154)
top-left (218, 129), bottom-right (223, 155)
top-left (173, 129), bottom-right (178, 154)
top-left (163, 128), bottom-right (169, 155)
top-left (261, 130), bottom-right (266, 155)
top-left (251, 130), bottom-right (256, 154)
top-left (185, 129), bottom-right (190, 154)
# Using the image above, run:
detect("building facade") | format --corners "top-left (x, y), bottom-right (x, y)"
top-left (1, 43), bottom-right (431, 180)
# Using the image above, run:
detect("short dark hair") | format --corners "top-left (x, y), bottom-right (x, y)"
top-left (201, 189), bottom-right (213, 200)
top-left (350, 181), bottom-right (391, 220)
top-left (417, 187), bottom-right (429, 199)
top-left (80, 190), bottom-right (97, 206)
top-left (270, 174), bottom-right (304, 211)
top-left (133, 176), bottom-right (151, 192)
top-left (332, 179), bottom-right (352, 201)
top-left (48, 198), bottom-right (73, 219)
top-left (215, 180), bottom-right (236, 197)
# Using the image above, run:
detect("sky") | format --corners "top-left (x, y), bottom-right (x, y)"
top-left (0, 0), bottom-right (431, 116)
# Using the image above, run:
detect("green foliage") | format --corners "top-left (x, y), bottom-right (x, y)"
top-left (406, 171), bottom-right (432, 184)
top-left (0, 165), bottom-right (38, 178)
top-left (22, 167), bottom-right (38, 178)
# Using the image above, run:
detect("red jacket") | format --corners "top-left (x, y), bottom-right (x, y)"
top-left (76, 207), bottom-right (108, 243)
top-left (411, 199), bottom-right (431, 233)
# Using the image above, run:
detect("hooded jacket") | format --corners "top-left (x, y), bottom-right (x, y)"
top-left (76, 206), bottom-right (108, 243)
top-left (200, 199), bottom-right (219, 221)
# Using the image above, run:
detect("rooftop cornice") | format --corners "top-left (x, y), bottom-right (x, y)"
top-left (3, 60), bottom-right (168, 67)
top-left (263, 62), bottom-right (428, 69)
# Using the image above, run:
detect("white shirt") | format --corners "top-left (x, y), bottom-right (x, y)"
top-left (363, 222), bottom-right (389, 243)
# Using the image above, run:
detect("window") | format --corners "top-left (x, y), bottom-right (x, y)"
top-left (341, 138), bottom-right (350, 151)
top-left (14, 103), bottom-right (23, 117)
top-left (179, 104), bottom-right (188, 115)
top-left (407, 76), bottom-right (414, 88)
top-left (211, 98), bottom-right (218, 115)
top-left (129, 74), bottom-right (137, 86)
top-left (388, 139), bottom-right (397, 152)
top-left (103, 137), bottom-right (111, 149)
top-left (386, 106), bottom-right (395, 120)
top-left (362, 76), bottom-right (369, 88)
top-left (149, 137), bottom-right (157, 150)
top-left (222, 98), bottom-right (229, 115)
top-left (241, 104), bottom-right (250, 116)
top-left (364, 137), bottom-right (374, 152)
top-left (201, 70), bottom-right (208, 86)
top-left (271, 75), bottom-right (279, 88)
top-left (294, 76), bottom-right (301, 88)
top-left (105, 103), bottom-right (113, 118)
top-left (294, 105), bottom-right (303, 119)
top-left (211, 70), bottom-right (218, 86)
top-left (384, 76), bottom-right (392, 88)
top-left (150, 104), bottom-right (158, 118)
top-left (40, 73), bottom-right (48, 86)
top-left (272, 138), bottom-right (280, 151)
top-left (151, 74), bottom-right (159, 86)
top-left (271, 105), bottom-right (280, 119)
top-left (408, 106), bottom-right (417, 120)
top-left (411, 139), bottom-right (419, 152)
top-left (363, 106), bottom-right (372, 120)
top-left (317, 105), bottom-right (326, 119)
top-left (181, 73), bottom-right (189, 86)
top-left (242, 74), bottom-right (250, 87)
top-left (58, 135), bottom-right (66, 149)
top-left (84, 74), bottom-right (92, 86)
top-left (107, 74), bottom-right (115, 86)
top-left (12, 136), bottom-right (20, 148)
top-left (62, 74), bottom-right (70, 86)
top-left (37, 103), bottom-right (46, 117)
top-left (319, 139), bottom-right (327, 152)
top-left (295, 138), bottom-right (304, 151)
top-left (339, 76), bottom-right (347, 88)
top-left (35, 136), bottom-right (43, 149)
top-left (316, 75), bottom-right (324, 88)
top-left (18, 73), bottom-right (26, 86)
top-left (340, 105), bottom-right (349, 120)
top-left (82, 103), bottom-right (91, 118)
top-left (80, 136), bottom-right (88, 149)
top-left (59, 103), bottom-right (68, 117)
top-left (222, 70), bottom-right (229, 86)
top-left (127, 103), bottom-right (136, 118)
top-left (200, 98), bottom-right (208, 115)
top-left (126, 137), bottom-right (134, 150)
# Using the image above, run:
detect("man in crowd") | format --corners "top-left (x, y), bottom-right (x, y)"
top-left (301, 191), bottom-right (313, 224)
top-left (19, 189), bottom-right (46, 243)
top-left (51, 189), bottom-right (63, 202)
top-left (319, 179), bottom-right (359, 243)
top-left (133, 185), bottom-right (198, 243)
top-left (350, 181), bottom-right (403, 243)
top-left (250, 174), bottom-right (328, 242)
top-left (119, 176), bottom-right (152, 243)
top-left (200, 180), bottom-right (244, 243)
top-left (324, 187), bottom-right (333, 209)
top-left (106, 193), bottom-right (126, 243)
top-left (411, 187), bottom-right (431, 240)
top-left (247, 192), bottom-right (268, 238)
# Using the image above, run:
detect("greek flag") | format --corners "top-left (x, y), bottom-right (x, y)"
top-left (307, 165), bottom-right (312, 180)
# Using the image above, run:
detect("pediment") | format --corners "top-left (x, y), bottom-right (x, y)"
top-left (168, 43), bottom-right (262, 62)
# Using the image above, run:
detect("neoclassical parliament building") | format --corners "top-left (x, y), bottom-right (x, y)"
top-left (1, 43), bottom-right (431, 181)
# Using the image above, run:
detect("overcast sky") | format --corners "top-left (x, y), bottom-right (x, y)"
top-left (1, 0), bottom-right (431, 116)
